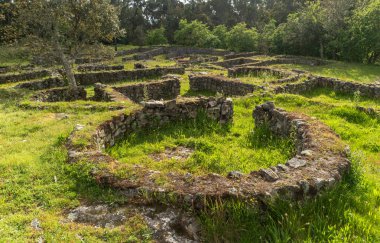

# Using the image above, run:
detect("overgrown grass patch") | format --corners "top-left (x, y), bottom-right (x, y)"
top-left (275, 61), bottom-right (380, 83)
top-left (108, 100), bottom-right (295, 175)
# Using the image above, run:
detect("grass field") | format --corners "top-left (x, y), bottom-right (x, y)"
top-left (275, 61), bottom-right (380, 83)
top-left (108, 101), bottom-right (295, 175)
top-left (0, 49), bottom-right (379, 241)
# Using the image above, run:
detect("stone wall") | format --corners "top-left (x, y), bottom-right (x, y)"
top-left (0, 70), bottom-right (50, 84)
top-left (66, 101), bottom-right (349, 208)
top-left (274, 76), bottom-right (380, 99)
top-left (16, 77), bottom-right (66, 90)
top-left (113, 78), bottom-right (180, 103)
top-left (189, 74), bottom-right (259, 96)
top-left (77, 64), bottom-right (124, 72)
top-left (31, 87), bottom-right (87, 102)
top-left (93, 83), bottom-right (130, 102)
top-left (223, 52), bottom-right (257, 60)
top-left (238, 56), bottom-right (327, 68)
top-left (228, 66), bottom-right (300, 84)
top-left (74, 67), bottom-right (185, 85)
top-left (213, 58), bottom-right (258, 68)
top-left (115, 47), bottom-right (155, 57)
top-left (93, 97), bottom-right (233, 148)
top-left (75, 57), bottom-right (110, 64)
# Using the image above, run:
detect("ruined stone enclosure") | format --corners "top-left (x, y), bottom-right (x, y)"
top-left (6, 47), bottom-right (366, 212)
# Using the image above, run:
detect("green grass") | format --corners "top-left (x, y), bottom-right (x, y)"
top-left (0, 89), bottom-right (152, 242)
top-left (298, 87), bottom-right (380, 109)
top-left (275, 61), bottom-right (380, 83)
top-left (107, 105), bottom-right (295, 175)
top-left (234, 71), bottom-right (283, 85)
top-left (0, 51), bottom-right (379, 242)
top-left (199, 95), bottom-right (380, 242)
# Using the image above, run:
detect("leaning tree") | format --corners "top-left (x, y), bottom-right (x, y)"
top-left (9, 0), bottom-right (123, 87)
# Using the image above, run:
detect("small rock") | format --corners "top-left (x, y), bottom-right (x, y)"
top-left (75, 124), bottom-right (85, 131)
top-left (286, 158), bottom-right (307, 168)
top-left (276, 164), bottom-right (289, 172)
top-left (262, 101), bottom-right (275, 111)
top-left (301, 150), bottom-right (313, 157)
top-left (259, 169), bottom-right (279, 182)
top-left (227, 171), bottom-right (243, 180)
top-left (31, 218), bottom-right (42, 231)
top-left (55, 113), bottom-right (69, 120)
top-left (314, 178), bottom-right (326, 190)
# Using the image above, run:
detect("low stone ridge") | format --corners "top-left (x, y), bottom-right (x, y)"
top-left (240, 56), bottom-right (327, 67)
top-left (31, 87), bottom-right (87, 102)
top-left (75, 57), bottom-right (110, 64)
top-left (134, 63), bottom-right (148, 69)
top-left (93, 83), bottom-right (131, 103)
top-left (115, 47), bottom-right (155, 57)
top-left (77, 64), bottom-right (124, 72)
top-left (274, 76), bottom-right (380, 99)
top-left (0, 70), bottom-right (50, 84)
top-left (228, 66), bottom-right (300, 84)
top-left (0, 66), bottom-right (11, 74)
top-left (74, 67), bottom-right (185, 85)
top-left (189, 74), bottom-right (260, 96)
top-left (66, 100), bottom-right (349, 209)
top-left (223, 52), bottom-right (257, 60)
top-left (175, 56), bottom-right (218, 66)
top-left (113, 78), bottom-right (180, 103)
top-left (213, 57), bottom-right (259, 68)
top-left (15, 77), bottom-right (66, 90)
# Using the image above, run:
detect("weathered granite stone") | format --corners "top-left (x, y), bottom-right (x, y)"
top-left (189, 74), bottom-right (260, 96)
top-left (286, 158), bottom-right (307, 168)
top-left (259, 168), bottom-right (280, 182)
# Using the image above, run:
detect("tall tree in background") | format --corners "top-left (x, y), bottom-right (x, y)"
top-left (10, 0), bottom-right (122, 87)
top-left (347, 0), bottom-right (380, 63)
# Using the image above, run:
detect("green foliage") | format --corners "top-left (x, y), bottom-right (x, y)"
top-left (258, 19), bottom-right (277, 54)
top-left (146, 27), bottom-right (168, 45)
top-left (281, 1), bottom-right (325, 57)
top-left (211, 25), bottom-right (228, 49)
top-left (347, 0), bottom-right (380, 63)
top-left (174, 20), bottom-right (219, 48)
top-left (226, 23), bottom-right (259, 52)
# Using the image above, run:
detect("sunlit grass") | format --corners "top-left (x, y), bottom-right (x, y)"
top-left (275, 61), bottom-right (380, 83)
top-left (108, 101), bottom-right (295, 175)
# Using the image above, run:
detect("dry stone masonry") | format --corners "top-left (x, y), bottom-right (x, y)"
top-left (228, 66), bottom-right (300, 84)
top-left (32, 87), bottom-right (87, 102)
top-left (189, 74), bottom-right (260, 96)
top-left (66, 100), bottom-right (349, 208)
top-left (0, 70), bottom-right (50, 84)
top-left (94, 77), bottom-right (180, 103)
top-left (16, 77), bottom-right (66, 90)
top-left (77, 64), bottom-right (124, 72)
top-left (275, 76), bottom-right (380, 99)
top-left (74, 66), bottom-right (185, 85)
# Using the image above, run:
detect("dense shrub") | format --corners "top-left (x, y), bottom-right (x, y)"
top-left (174, 20), bottom-right (219, 48)
top-left (146, 27), bottom-right (168, 45)
top-left (226, 23), bottom-right (258, 52)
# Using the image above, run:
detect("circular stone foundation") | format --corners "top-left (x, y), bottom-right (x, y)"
top-left (107, 102), bottom-right (295, 175)
top-left (66, 97), bottom-right (350, 208)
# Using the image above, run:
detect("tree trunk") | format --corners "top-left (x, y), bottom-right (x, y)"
top-left (53, 38), bottom-right (77, 88)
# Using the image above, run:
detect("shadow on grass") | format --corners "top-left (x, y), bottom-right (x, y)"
top-left (111, 111), bottom-right (231, 149)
